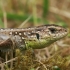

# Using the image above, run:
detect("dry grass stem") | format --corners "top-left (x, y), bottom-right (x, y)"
top-left (18, 15), bottom-right (32, 28)
top-left (50, 7), bottom-right (70, 18)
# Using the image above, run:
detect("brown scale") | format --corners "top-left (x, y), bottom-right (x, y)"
top-left (0, 38), bottom-right (13, 51)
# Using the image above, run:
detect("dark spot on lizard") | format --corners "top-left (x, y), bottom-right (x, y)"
top-left (35, 28), bottom-right (41, 31)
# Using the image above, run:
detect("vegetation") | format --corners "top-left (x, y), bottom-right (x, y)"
top-left (0, 0), bottom-right (70, 70)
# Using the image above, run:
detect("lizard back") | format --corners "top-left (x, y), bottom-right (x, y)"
top-left (0, 24), bottom-right (68, 51)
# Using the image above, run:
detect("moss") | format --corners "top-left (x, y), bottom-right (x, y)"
top-left (12, 48), bottom-right (70, 70)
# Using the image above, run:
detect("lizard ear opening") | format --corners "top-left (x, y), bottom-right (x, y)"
top-left (48, 28), bottom-right (56, 33)
top-left (36, 33), bottom-right (39, 40)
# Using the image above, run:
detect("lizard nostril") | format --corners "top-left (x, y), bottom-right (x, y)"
top-left (65, 29), bottom-right (67, 32)
top-left (48, 28), bottom-right (56, 33)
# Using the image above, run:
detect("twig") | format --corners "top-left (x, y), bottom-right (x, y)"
top-left (36, 67), bottom-right (40, 70)
top-left (49, 7), bottom-right (70, 19)
top-left (0, 57), bottom-right (17, 67)
top-left (18, 15), bottom-right (32, 28)
top-left (35, 60), bottom-right (48, 70)
top-left (32, 0), bottom-right (38, 25)
top-left (0, 0), bottom-right (7, 28)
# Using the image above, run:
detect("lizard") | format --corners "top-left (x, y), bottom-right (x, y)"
top-left (0, 24), bottom-right (68, 51)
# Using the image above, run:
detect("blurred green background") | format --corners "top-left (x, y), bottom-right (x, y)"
top-left (0, 0), bottom-right (69, 28)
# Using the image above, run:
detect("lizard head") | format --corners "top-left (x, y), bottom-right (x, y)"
top-left (35, 24), bottom-right (68, 40)
top-left (45, 24), bottom-right (68, 39)
top-left (25, 24), bottom-right (68, 49)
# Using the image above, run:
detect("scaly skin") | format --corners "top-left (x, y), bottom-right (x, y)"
top-left (0, 24), bottom-right (68, 51)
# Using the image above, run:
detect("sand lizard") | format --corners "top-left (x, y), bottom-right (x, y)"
top-left (0, 24), bottom-right (68, 51)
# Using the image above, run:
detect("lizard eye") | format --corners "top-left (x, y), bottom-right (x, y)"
top-left (48, 28), bottom-right (56, 33)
